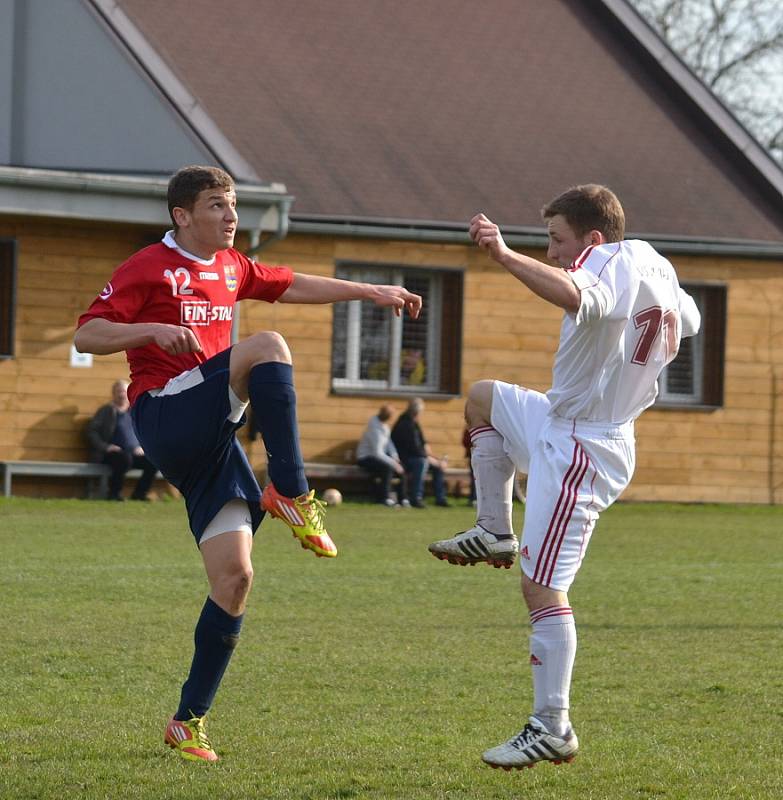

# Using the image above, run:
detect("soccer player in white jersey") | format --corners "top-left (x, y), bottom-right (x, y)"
top-left (428, 184), bottom-right (701, 770)
top-left (74, 165), bottom-right (421, 762)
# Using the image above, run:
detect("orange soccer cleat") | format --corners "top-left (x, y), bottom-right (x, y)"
top-left (261, 482), bottom-right (338, 558)
top-left (164, 715), bottom-right (218, 763)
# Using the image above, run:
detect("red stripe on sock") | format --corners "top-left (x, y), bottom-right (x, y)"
top-left (469, 425), bottom-right (497, 443)
top-left (530, 605), bottom-right (573, 624)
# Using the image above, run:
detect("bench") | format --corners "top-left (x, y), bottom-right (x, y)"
top-left (301, 461), bottom-right (525, 501)
top-left (1, 459), bottom-right (524, 501)
top-left (303, 461), bottom-right (475, 498)
top-left (0, 460), bottom-right (157, 499)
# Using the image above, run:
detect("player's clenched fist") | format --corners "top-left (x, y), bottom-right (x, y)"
top-left (152, 323), bottom-right (202, 355)
top-left (469, 213), bottom-right (510, 261)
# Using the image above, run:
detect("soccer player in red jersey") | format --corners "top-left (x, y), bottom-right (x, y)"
top-left (74, 165), bottom-right (421, 762)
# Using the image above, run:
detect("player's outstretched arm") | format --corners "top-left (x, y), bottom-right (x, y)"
top-left (74, 317), bottom-right (202, 356)
top-left (279, 273), bottom-right (422, 318)
top-left (470, 213), bottom-right (580, 313)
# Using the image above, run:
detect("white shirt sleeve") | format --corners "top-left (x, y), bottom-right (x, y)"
top-left (678, 287), bottom-right (701, 339)
top-left (567, 243), bottom-right (624, 326)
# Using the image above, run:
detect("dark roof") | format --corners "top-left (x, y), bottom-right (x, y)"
top-left (114, 0), bottom-right (783, 242)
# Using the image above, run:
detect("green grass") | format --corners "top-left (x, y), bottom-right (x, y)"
top-left (0, 497), bottom-right (781, 800)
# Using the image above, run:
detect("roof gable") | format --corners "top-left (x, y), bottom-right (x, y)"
top-left (0, 0), bottom-right (245, 177)
top-left (114, 0), bottom-right (783, 243)
top-left (12, 0), bottom-right (783, 244)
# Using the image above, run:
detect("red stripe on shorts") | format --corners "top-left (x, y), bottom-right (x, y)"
top-left (533, 442), bottom-right (580, 584)
top-left (533, 442), bottom-right (589, 586)
top-left (543, 445), bottom-right (590, 587)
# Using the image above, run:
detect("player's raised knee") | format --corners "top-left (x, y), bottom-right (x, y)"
top-left (232, 332), bottom-right (291, 377)
top-left (466, 380), bottom-right (495, 427)
top-left (247, 330), bottom-right (291, 364)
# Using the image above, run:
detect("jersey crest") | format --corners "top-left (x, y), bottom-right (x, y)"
top-left (223, 264), bottom-right (237, 292)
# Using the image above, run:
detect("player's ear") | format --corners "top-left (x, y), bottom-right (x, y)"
top-left (588, 229), bottom-right (605, 246)
top-left (172, 206), bottom-right (190, 228)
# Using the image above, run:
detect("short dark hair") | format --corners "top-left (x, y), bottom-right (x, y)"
top-left (377, 404), bottom-right (394, 422)
top-left (541, 184), bottom-right (625, 242)
top-left (167, 165), bottom-right (234, 228)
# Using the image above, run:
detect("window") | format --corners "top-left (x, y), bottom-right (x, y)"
top-left (0, 239), bottom-right (17, 359)
top-left (658, 284), bottom-right (726, 407)
top-left (331, 263), bottom-right (463, 394)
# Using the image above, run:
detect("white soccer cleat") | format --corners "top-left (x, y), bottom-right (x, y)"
top-left (427, 525), bottom-right (518, 569)
top-left (482, 716), bottom-right (578, 770)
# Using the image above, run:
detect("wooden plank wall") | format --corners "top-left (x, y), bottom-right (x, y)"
top-left (1, 215), bottom-right (781, 503)
top-left (630, 255), bottom-right (783, 505)
top-left (0, 217), bottom-right (160, 474)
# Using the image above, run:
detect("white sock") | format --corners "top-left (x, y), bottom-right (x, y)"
top-left (470, 426), bottom-right (514, 537)
top-left (529, 605), bottom-right (576, 736)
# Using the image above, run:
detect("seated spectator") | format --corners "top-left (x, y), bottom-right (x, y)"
top-left (356, 404), bottom-right (409, 507)
top-left (391, 398), bottom-right (450, 508)
top-left (86, 379), bottom-right (157, 501)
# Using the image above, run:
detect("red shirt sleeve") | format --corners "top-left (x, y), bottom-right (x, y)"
top-left (77, 256), bottom-right (149, 328)
top-left (235, 250), bottom-right (294, 302)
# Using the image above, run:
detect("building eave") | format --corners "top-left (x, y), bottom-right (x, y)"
top-left (290, 214), bottom-right (783, 259)
top-left (0, 166), bottom-right (293, 233)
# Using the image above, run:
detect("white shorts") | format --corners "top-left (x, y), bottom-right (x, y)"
top-left (491, 382), bottom-right (636, 592)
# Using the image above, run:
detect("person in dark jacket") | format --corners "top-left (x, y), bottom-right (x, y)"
top-left (391, 397), bottom-right (449, 508)
top-left (86, 380), bottom-right (157, 501)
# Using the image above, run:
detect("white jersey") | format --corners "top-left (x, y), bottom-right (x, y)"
top-left (546, 239), bottom-right (701, 424)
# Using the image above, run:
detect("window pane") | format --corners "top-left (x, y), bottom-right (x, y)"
top-left (359, 301), bottom-right (391, 380)
top-left (0, 240), bottom-right (16, 358)
top-left (658, 284), bottom-right (714, 406)
top-left (333, 266), bottom-right (392, 384)
top-left (331, 302), bottom-right (348, 378)
top-left (665, 336), bottom-right (694, 395)
top-left (331, 263), bottom-right (460, 395)
top-left (399, 275), bottom-right (431, 387)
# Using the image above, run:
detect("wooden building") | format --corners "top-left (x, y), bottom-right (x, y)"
top-left (1, 0), bottom-right (782, 502)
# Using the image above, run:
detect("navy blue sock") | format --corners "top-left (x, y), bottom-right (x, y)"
top-left (175, 597), bottom-right (244, 720)
top-left (248, 362), bottom-right (307, 497)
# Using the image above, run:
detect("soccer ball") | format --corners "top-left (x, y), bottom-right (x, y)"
top-left (322, 487), bottom-right (343, 506)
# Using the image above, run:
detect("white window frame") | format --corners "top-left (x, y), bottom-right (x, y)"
top-left (332, 266), bottom-right (444, 393)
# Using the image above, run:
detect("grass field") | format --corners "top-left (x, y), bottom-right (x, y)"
top-left (1, 497), bottom-right (781, 800)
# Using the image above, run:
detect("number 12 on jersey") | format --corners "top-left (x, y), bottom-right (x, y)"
top-left (164, 268), bottom-right (194, 296)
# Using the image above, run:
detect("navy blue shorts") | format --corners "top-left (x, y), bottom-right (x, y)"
top-left (131, 348), bottom-right (264, 544)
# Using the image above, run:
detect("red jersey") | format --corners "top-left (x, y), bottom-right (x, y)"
top-left (77, 235), bottom-right (294, 405)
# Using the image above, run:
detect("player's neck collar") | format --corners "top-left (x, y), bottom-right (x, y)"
top-left (162, 230), bottom-right (218, 266)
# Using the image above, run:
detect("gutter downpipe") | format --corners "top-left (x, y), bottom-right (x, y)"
top-left (233, 196), bottom-right (293, 344)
